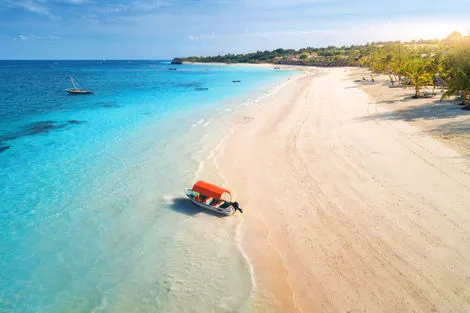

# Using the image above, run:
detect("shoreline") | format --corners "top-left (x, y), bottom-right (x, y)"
top-left (213, 67), bottom-right (470, 312)
top-left (196, 69), bottom-right (312, 312)
top-left (218, 71), bottom-right (321, 313)
top-left (183, 61), bottom-right (317, 73)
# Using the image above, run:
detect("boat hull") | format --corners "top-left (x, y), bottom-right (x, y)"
top-left (66, 89), bottom-right (93, 94)
top-left (185, 188), bottom-right (235, 216)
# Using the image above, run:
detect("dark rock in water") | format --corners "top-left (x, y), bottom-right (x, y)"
top-left (24, 121), bottom-right (66, 135)
top-left (176, 82), bottom-right (201, 88)
top-left (0, 119), bottom-right (86, 145)
top-left (67, 120), bottom-right (86, 125)
top-left (0, 133), bottom-right (14, 142)
top-left (0, 145), bottom-right (10, 153)
top-left (171, 58), bottom-right (183, 64)
top-left (97, 101), bottom-right (120, 108)
top-left (102, 103), bottom-right (120, 108)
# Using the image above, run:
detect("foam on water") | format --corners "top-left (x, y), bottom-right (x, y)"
top-left (0, 60), bottom-right (299, 312)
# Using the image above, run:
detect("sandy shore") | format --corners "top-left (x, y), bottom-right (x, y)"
top-left (349, 67), bottom-right (470, 157)
top-left (215, 67), bottom-right (470, 312)
top-left (183, 61), bottom-right (310, 72)
top-left (183, 61), bottom-right (273, 67)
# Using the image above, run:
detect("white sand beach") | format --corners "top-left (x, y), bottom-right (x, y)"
top-left (212, 67), bottom-right (470, 312)
top-left (349, 67), bottom-right (470, 157)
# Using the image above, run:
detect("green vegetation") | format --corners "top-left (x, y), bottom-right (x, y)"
top-left (441, 38), bottom-right (470, 108)
top-left (405, 56), bottom-right (433, 98)
top-left (179, 46), bottom-right (363, 66)
top-left (175, 32), bottom-right (470, 109)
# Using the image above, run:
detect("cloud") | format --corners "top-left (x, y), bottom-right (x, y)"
top-left (251, 29), bottom-right (334, 38)
top-left (57, 0), bottom-right (90, 3)
top-left (189, 32), bottom-right (217, 41)
top-left (17, 34), bottom-right (41, 40)
top-left (131, 0), bottom-right (171, 11)
top-left (2, 0), bottom-right (470, 59)
top-left (89, 0), bottom-right (171, 15)
top-left (4, 0), bottom-right (56, 18)
top-left (213, 0), bottom-right (332, 8)
top-left (13, 34), bottom-right (59, 41)
top-left (3, 0), bottom-right (92, 20)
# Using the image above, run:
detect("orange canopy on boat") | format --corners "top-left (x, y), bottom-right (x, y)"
top-left (192, 180), bottom-right (231, 201)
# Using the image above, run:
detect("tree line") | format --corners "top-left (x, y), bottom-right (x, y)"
top-left (176, 31), bottom-right (470, 109)
top-left (361, 31), bottom-right (470, 109)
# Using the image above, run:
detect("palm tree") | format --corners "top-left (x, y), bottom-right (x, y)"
top-left (428, 53), bottom-right (444, 95)
top-left (440, 37), bottom-right (470, 109)
top-left (382, 53), bottom-right (394, 82)
top-left (441, 70), bottom-right (470, 108)
top-left (405, 57), bottom-right (433, 98)
top-left (363, 49), bottom-right (380, 81)
top-left (390, 43), bottom-right (410, 85)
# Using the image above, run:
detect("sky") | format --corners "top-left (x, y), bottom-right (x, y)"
top-left (1, 0), bottom-right (470, 59)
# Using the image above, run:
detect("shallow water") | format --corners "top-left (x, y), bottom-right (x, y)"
top-left (0, 60), bottom-right (296, 312)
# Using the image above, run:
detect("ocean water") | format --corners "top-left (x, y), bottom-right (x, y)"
top-left (0, 60), bottom-right (297, 313)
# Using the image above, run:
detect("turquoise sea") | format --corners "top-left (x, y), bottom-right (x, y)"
top-left (0, 60), bottom-right (296, 312)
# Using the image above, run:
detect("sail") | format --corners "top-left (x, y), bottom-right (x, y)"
top-left (69, 76), bottom-right (82, 90)
top-left (66, 76), bottom-right (92, 94)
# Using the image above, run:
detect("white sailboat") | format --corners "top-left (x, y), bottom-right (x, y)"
top-left (66, 76), bottom-right (93, 94)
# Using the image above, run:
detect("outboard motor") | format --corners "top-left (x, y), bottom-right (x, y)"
top-left (232, 202), bottom-right (243, 214)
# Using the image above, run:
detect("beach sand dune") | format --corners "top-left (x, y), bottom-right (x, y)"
top-left (217, 68), bottom-right (470, 313)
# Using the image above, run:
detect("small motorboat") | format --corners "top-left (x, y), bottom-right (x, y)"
top-left (274, 66), bottom-right (281, 70)
top-left (195, 87), bottom-right (209, 91)
top-left (168, 68), bottom-right (177, 71)
top-left (66, 76), bottom-right (93, 94)
top-left (232, 80), bottom-right (241, 83)
top-left (185, 180), bottom-right (243, 216)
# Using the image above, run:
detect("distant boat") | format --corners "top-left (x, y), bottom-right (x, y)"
top-left (65, 76), bottom-right (93, 94)
top-left (168, 68), bottom-right (177, 71)
top-left (274, 66), bottom-right (281, 70)
top-left (195, 87), bottom-right (209, 91)
top-left (232, 80), bottom-right (241, 83)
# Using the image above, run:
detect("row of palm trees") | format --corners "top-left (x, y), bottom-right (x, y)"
top-left (360, 33), bottom-right (470, 109)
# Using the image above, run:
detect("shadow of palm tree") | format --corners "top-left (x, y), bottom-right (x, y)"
top-left (168, 197), bottom-right (227, 218)
top-left (375, 100), bottom-right (398, 105)
top-left (359, 101), bottom-right (470, 150)
top-left (361, 100), bottom-right (470, 123)
top-left (429, 120), bottom-right (470, 136)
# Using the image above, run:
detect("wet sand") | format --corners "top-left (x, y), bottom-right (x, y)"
top-left (216, 67), bottom-right (470, 312)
